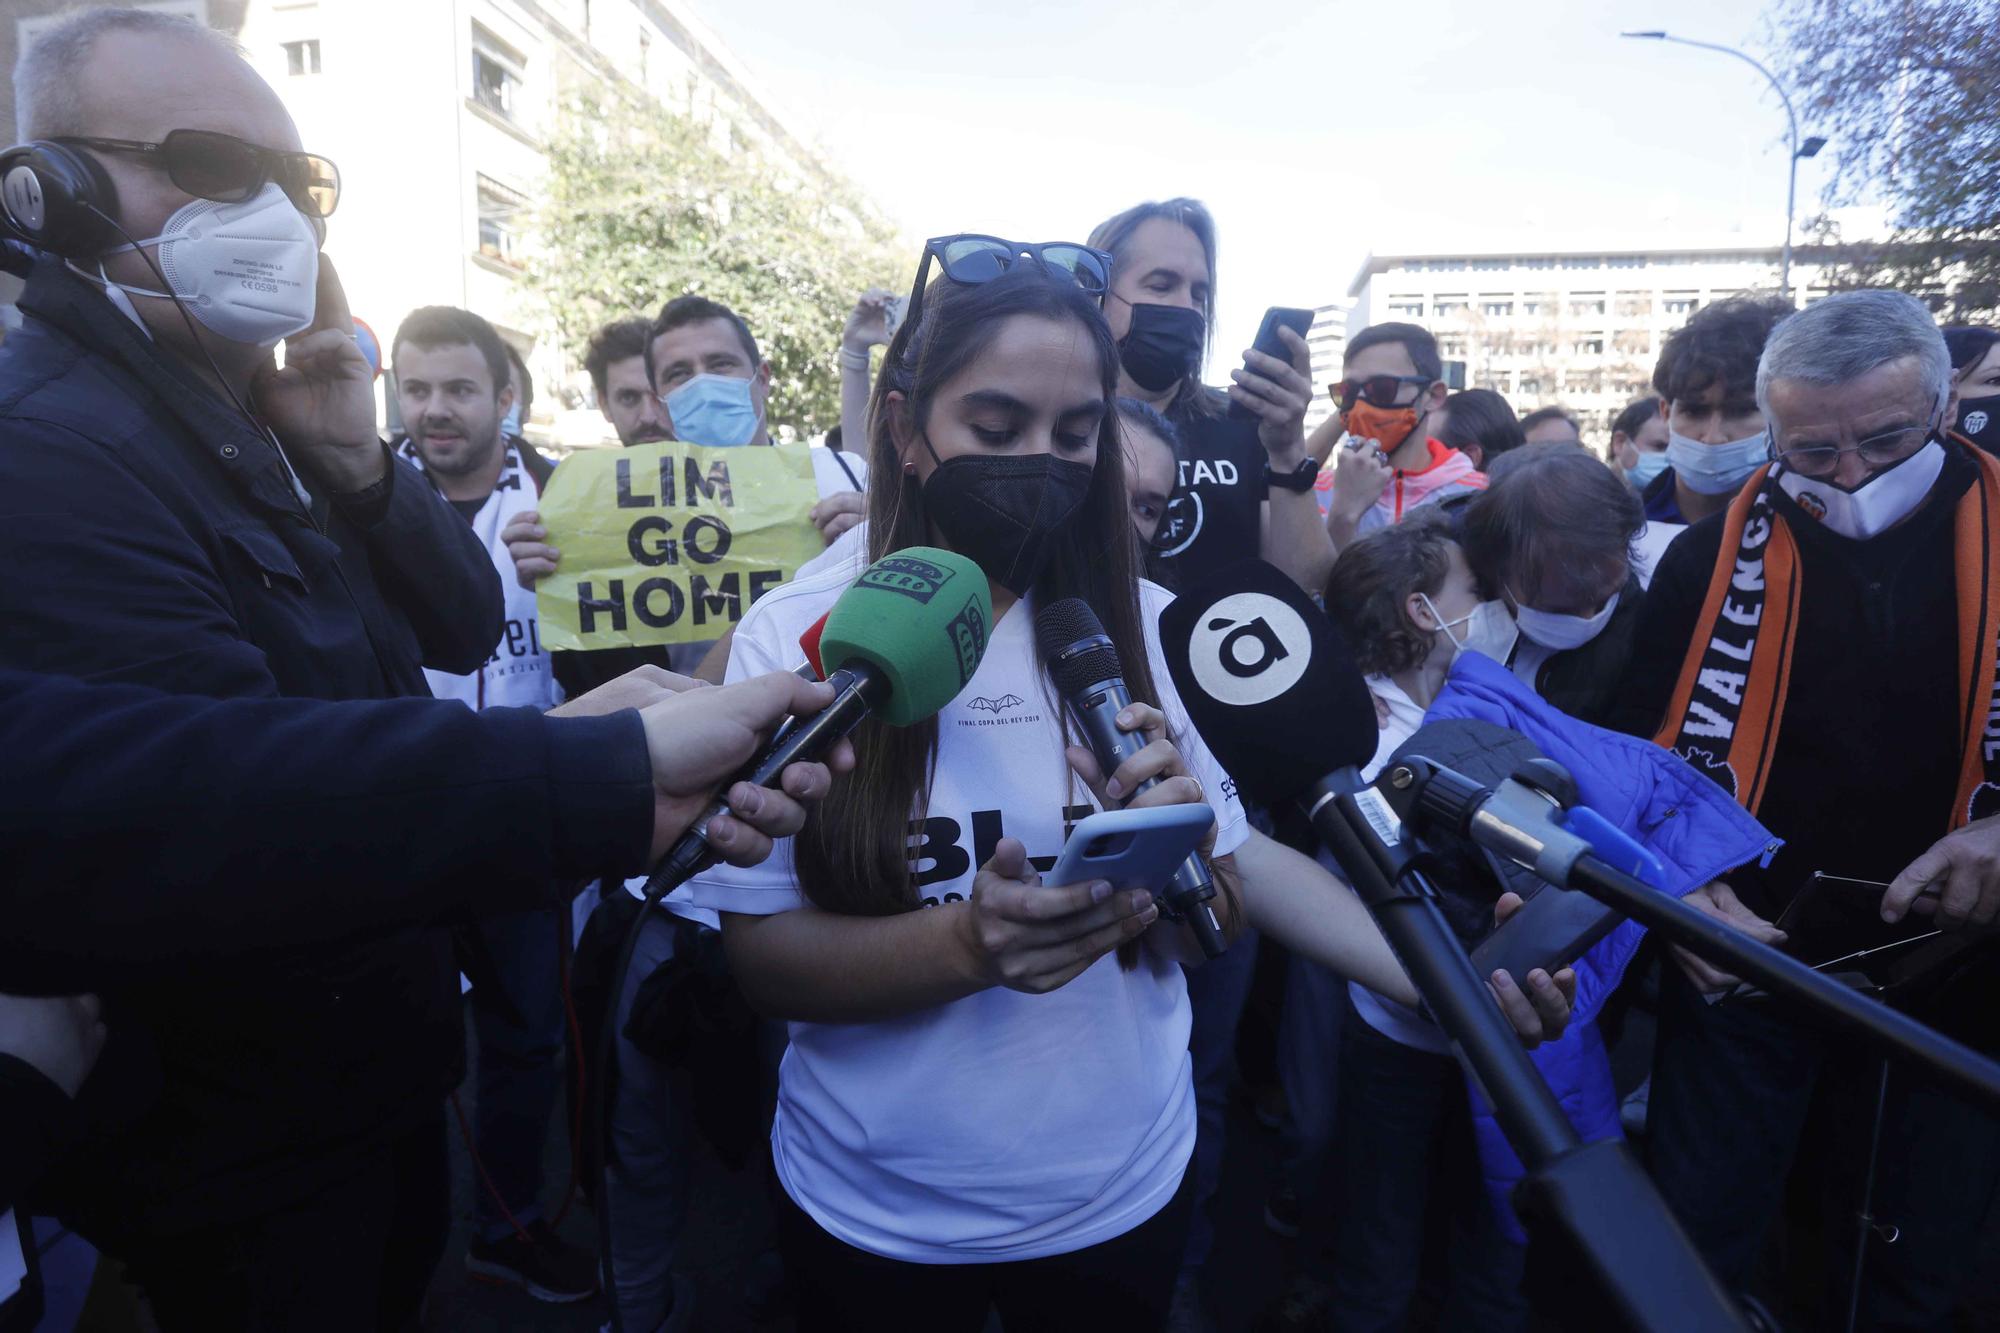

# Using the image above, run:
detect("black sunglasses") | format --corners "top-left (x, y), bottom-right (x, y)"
top-left (1332, 374), bottom-right (1433, 412)
top-left (57, 129), bottom-right (340, 218)
top-left (904, 234), bottom-right (1113, 335)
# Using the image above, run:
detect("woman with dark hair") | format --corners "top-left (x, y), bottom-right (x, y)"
top-left (1946, 325), bottom-right (2000, 455)
top-left (1435, 387), bottom-right (1526, 472)
top-left (1459, 443), bottom-right (1647, 727)
top-left (689, 244), bottom-right (1566, 1331)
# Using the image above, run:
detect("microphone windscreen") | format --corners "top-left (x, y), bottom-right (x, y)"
top-left (1035, 598), bottom-right (1123, 698)
top-left (1159, 558), bottom-right (1379, 805)
top-left (798, 611), bottom-right (829, 679)
top-left (819, 546), bottom-right (993, 726)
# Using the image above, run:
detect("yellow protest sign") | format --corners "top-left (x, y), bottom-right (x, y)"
top-left (536, 441), bottom-right (823, 650)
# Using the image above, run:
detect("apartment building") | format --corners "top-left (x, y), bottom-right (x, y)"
top-left (1301, 298), bottom-right (1350, 435)
top-left (1342, 238), bottom-right (1826, 439)
top-left (3, 0), bottom-right (857, 443)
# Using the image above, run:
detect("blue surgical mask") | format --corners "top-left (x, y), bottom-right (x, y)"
top-left (1626, 450), bottom-right (1671, 490)
top-left (665, 372), bottom-right (763, 447)
top-left (500, 402), bottom-right (522, 438)
top-left (1667, 427), bottom-right (1768, 496)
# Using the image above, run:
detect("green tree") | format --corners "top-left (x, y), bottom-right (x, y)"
top-left (523, 85), bottom-right (903, 436)
top-left (1773, 0), bottom-right (1999, 318)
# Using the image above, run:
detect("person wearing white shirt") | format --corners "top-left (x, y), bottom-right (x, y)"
top-left (692, 245), bottom-right (1572, 1332)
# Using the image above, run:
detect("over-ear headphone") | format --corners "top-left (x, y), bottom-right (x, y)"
top-left (0, 141), bottom-right (118, 257)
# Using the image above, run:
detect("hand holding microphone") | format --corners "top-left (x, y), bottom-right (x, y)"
top-left (1037, 599), bottom-right (1227, 958)
top-left (637, 671), bottom-right (855, 865)
top-left (1060, 701), bottom-right (1215, 860)
top-left (546, 663), bottom-right (856, 867)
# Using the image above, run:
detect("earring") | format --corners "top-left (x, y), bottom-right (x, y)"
top-left (904, 462), bottom-right (917, 475)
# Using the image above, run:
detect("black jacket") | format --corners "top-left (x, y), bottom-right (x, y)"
top-left (0, 669), bottom-right (652, 992)
top-left (0, 258), bottom-right (505, 1243)
top-left (1613, 449), bottom-right (1975, 948)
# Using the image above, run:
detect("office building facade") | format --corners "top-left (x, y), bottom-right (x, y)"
top-left (1342, 239), bottom-right (1826, 440)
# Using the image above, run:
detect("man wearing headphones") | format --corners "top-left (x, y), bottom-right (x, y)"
top-left (0, 9), bottom-right (507, 1327)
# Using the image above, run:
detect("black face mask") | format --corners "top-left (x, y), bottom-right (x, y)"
top-left (921, 445), bottom-right (1095, 597)
top-left (1957, 393), bottom-right (2000, 456)
top-left (1117, 303), bottom-right (1206, 393)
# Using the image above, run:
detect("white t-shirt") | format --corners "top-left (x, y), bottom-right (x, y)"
top-left (808, 443), bottom-right (868, 499)
top-left (1314, 675), bottom-right (1454, 1056)
top-left (691, 567), bottom-right (1250, 1264)
top-left (1630, 520), bottom-right (1684, 589)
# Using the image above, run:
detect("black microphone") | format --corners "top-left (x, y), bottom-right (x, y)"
top-left (1036, 598), bottom-right (1224, 958)
top-left (1157, 559), bottom-right (1576, 1142)
top-left (1159, 558), bottom-right (1746, 1333)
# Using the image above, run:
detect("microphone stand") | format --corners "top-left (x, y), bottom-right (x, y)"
top-left (1299, 771), bottom-right (1749, 1332)
top-left (1384, 755), bottom-right (2000, 1114)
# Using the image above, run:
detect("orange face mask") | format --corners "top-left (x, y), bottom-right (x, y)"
top-left (1342, 399), bottom-right (1423, 455)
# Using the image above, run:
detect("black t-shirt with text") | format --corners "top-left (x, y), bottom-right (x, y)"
top-left (1156, 391), bottom-right (1267, 583)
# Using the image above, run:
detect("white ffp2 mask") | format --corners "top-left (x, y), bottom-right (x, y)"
top-left (1422, 594), bottom-right (1520, 665)
top-left (1777, 439), bottom-right (1946, 541)
top-left (87, 183), bottom-right (320, 348)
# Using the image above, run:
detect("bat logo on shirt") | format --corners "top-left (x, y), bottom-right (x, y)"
top-left (967, 693), bottom-right (1024, 714)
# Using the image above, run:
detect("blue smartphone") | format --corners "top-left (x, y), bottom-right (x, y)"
top-left (1046, 804), bottom-right (1213, 897)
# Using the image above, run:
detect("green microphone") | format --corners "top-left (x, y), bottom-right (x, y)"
top-left (644, 545), bottom-right (991, 892)
top-left (818, 546), bottom-right (992, 726)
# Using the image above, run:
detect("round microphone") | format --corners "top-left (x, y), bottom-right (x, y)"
top-left (1158, 558), bottom-right (1378, 806)
top-left (819, 548), bottom-right (993, 727)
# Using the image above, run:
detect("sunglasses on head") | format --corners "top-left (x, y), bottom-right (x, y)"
top-left (56, 128), bottom-right (340, 218)
top-left (903, 233), bottom-right (1113, 336)
top-left (1332, 374), bottom-right (1433, 411)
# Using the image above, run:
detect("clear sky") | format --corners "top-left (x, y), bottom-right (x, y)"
top-left (695, 0), bottom-right (1844, 366)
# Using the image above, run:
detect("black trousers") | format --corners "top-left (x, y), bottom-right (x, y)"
top-left (118, 1108), bottom-right (450, 1333)
top-left (1647, 966), bottom-right (2000, 1328)
top-left (1327, 994), bottom-right (1527, 1333)
top-left (777, 1160), bottom-right (1196, 1332)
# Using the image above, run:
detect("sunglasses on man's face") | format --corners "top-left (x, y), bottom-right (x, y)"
top-left (1331, 374), bottom-right (1433, 411)
top-left (903, 234), bottom-right (1113, 334)
top-left (57, 128), bottom-right (340, 218)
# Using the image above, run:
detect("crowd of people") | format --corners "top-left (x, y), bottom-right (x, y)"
top-left (2, 8), bottom-right (1998, 1333)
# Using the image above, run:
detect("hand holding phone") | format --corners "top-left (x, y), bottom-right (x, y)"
top-left (1046, 805), bottom-right (1214, 898)
top-left (1228, 306), bottom-right (1315, 422)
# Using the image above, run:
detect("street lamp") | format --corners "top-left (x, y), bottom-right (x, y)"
top-left (1622, 30), bottom-right (1824, 299)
